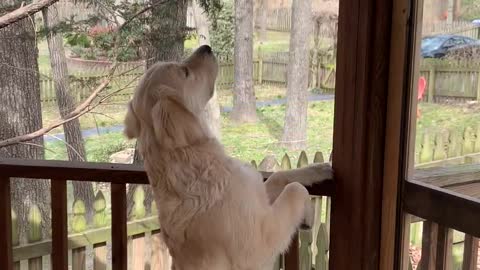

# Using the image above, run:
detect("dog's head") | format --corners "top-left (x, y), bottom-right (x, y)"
top-left (124, 45), bottom-right (218, 149)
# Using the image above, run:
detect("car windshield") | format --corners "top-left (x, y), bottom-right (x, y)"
top-left (421, 37), bottom-right (445, 51)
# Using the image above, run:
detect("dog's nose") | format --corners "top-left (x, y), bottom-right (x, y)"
top-left (197, 45), bottom-right (212, 54)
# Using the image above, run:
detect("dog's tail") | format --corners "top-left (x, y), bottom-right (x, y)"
top-left (150, 86), bottom-right (208, 149)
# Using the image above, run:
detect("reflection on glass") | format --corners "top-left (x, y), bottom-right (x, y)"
top-left (411, 0), bottom-right (480, 201)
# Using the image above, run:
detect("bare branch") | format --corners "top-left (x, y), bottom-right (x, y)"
top-left (0, 64), bottom-right (118, 148)
top-left (117, 0), bottom-right (169, 32)
top-left (0, 0), bottom-right (59, 29)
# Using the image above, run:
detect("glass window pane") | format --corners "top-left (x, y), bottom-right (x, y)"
top-left (409, 0), bottom-right (480, 201)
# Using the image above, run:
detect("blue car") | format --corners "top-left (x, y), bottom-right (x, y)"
top-left (421, 34), bottom-right (477, 58)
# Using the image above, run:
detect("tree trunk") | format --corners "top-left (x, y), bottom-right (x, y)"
top-left (231, 0), bottom-right (257, 123)
top-left (146, 0), bottom-right (188, 67)
top-left (281, 0), bottom-right (312, 150)
top-left (0, 7), bottom-right (50, 243)
top-left (453, 0), bottom-right (461, 20)
top-left (258, 0), bottom-right (268, 42)
top-left (42, 3), bottom-right (95, 222)
top-left (129, 0), bottom-right (189, 218)
top-left (192, 0), bottom-right (221, 139)
top-left (310, 18), bottom-right (320, 89)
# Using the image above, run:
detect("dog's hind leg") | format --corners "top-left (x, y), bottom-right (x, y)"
top-left (264, 163), bottom-right (332, 204)
top-left (261, 182), bottom-right (310, 257)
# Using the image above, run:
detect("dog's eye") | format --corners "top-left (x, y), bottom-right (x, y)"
top-left (182, 67), bottom-right (189, 77)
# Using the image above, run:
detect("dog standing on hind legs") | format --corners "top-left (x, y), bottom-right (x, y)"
top-left (124, 45), bottom-right (333, 270)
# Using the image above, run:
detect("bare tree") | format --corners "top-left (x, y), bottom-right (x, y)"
top-left (0, 0), bottom-right (50, 243)
top-left (42, 3), bottom-right (95, 221)
top-left (231, 0), bottom-right (257, 123)
top-left (146, 0), bottom-right (188, 66)
top-left (192, 0), bottom-right (222, 139)
top-left (281, 0), bottom-right (312, 150)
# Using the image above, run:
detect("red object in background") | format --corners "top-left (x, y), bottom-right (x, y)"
top-left (417, 76), bottom-right (426, 118)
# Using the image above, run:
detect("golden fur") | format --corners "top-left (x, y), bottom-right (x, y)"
top-left (124, 45), bottom-right (333, 270)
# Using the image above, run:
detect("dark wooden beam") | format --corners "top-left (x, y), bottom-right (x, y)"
top-left (329, 0), bottom-right (393, 267)
top-left (436, 226), bottom-right (453, 270)
top-left (284, 233), bottom-right (299, 270)
top-left (51, 179), bottom-right (68, 270)
top-left (0, 177), bottom-right (13, 270)
top-left (111, 183), bottom-right (127, 270)
top-left (0, 158), bottom-right (334, 196)
top-left (419, 221), bottom-right (438, 270)
top-left (404, 180), bottom-right (480, 238)
top-left (462, 235), bottom-right (479, 270)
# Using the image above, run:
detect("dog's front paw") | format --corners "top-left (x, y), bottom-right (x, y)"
top-left (309, 162), bottom-right (334, 183)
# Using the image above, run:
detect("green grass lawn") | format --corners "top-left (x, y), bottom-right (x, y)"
top-left (43, 100), bottom-right (480, 164)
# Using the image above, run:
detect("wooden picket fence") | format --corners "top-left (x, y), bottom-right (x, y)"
top-left (419, 59), bottom-right (480, 102)
top-left (423, 20), bottom-right (480, 39)
top-left (39, 53), bottom-right (336, 105)
top-left (415, 125), bottom-right (480, 168)
top-left (40, 56), bottom-right (480, 105)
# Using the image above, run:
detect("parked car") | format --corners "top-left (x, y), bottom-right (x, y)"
top-left (421, 34), bottom-right (478, 58)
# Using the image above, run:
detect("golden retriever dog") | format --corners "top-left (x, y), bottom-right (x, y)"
top-left (124, 45), bottom-right (333, 270)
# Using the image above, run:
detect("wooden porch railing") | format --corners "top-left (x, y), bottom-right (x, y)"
top-left (0, 158), bottom-right (334, 270)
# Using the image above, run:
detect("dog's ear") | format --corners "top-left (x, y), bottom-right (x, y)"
top-left (124, 101), bottom-right (140, 139)
top-left (151, 87), bottom-right (207, 148)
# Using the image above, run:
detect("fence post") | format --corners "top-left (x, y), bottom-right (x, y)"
top-left (428, 68), bottom-right (436, 103)
top-left (281, 153), bottom-right (292, 170)
top-left (151, 199), bottom-right (171, 270)
top-left (27, 205), bottom-right (43, 270)
top-left (299, 228), bottom-right (312, 270)
top-left (130, 186), bottom-right (147, 270)
top-left (93, 191), bottom-right (108, 270)
top-left (314, 224), bottom-right (328, 270)
top-left (313, 151), bottom-right (324, 163)
top-left (297, 151), bottom-right (309, 168)
top-left (476, 69), bottom-right (480, 101)
top-left (258, 48), bottom-right (264, 84)
top-left (72, 200), bottom-right (87, 270)
top-left (11, 209), bottom-right (20, 270)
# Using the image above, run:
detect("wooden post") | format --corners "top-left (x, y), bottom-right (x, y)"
top-left (93, 191), bottom-right (107, 270)
top-left (27, 205), bottom-right (43, 270)
top-left (72, 200), bottom-right (87, 270)
top-left (51, 179), bottom-right (68, 270)
top-left (314, 224), bottom-right (328, 270)
top-left (284, 234), bottom-right (300, 270)
top-left (299, 229), bottom-right (312, 270)
top-left (130, 186), bottom-right (146, 269)
top-left (11, 209), bottom-right (20, 270)
top-left (436, 226), bottom-right (453, 270)
top-left (313, 151), bottom-right (324, 163)
top-left (418, 221), bottom-right (438, 270)
top-left (462, 235), bottom-right (479, 270)
top-left (111, 183), bottom-right (127, 270)
top-left (297, 151), bottom-right (309, 168)
top-left (258, 47), bottom-right (264, 84)
top-left (474, 125), bottom-right (480, 153)
top-left (476, 70), bottom-right (480, 101)
top-left (419, 132), bottom-right (434, 163)
top-left (428, 68), bottom-right (436, 103)
top-left (0, 177), bottom-right (13, 270)
top-left (150, 229), bottom-right (171, 270)
top-left (281, 153), bottom-right (292, 170)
